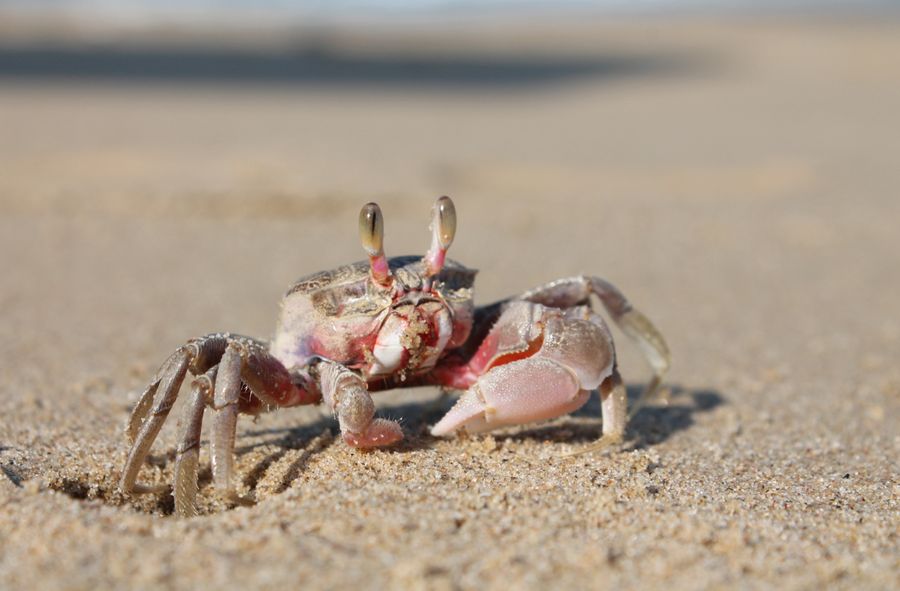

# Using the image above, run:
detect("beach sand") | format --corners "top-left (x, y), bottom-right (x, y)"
top-left (0, 17), bottom-right (897, 590)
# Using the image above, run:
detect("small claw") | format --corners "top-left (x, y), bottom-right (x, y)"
top-left (343, 418), bottom-right (404, 448)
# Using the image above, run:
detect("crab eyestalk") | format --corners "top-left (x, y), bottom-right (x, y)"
top-left (359, 202), bottom-right (392, 288)
top-left (424, 196), bottom-right (456, 278)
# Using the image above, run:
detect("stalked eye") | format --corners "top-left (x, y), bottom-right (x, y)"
top-left (434, 196), bottom-right (456, 249)
top-left (423, 195), bottom-right (456, 279)
top-left (359, 202), bottom-right (393, 288)
top-left (359, 202), bottom-right (384, 256)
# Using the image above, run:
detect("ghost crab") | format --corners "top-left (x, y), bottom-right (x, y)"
top-left (121, 196), bottom-right (670, 516)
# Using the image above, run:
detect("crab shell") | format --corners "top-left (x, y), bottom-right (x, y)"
top-left (270, 255), bottom-right (476, 381)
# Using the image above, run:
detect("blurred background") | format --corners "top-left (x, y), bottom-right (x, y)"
top-left (1, 2), bottom-right (899, 589)
top-left (2, 0), bottom-right (898, 371)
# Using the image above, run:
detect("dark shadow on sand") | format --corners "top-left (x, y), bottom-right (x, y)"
top-left (493, 384), bottom-right (725, 448)
top-left (238, 384), bottom-right (725, 494)
top-left (1, 464), bottom-right (24, 487)
top-left (60, 384), bottom-right (722, 516)
top-left (0, 42), bottom-right (707, 88)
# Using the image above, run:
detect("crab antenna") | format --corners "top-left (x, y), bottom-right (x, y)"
top-left (359, 202), bottom-right (392, 288)
top-left (424, 196), bottom-right (456, 278)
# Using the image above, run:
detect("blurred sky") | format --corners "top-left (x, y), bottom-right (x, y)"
top-left (1, 0), bottom-right (896, 25)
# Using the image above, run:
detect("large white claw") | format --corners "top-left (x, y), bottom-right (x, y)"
top-left (431, 357), bottom-right (589, 436)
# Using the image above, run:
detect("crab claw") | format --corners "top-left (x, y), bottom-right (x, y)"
top-left (431, 301), bottom-right (616, 439)
top-left (431, 357), bottom-right (589, 436)
top-left (359, 202), bottom-right (392, 288)
top-left (342, 418), bottom-right (404, 448)
top-left (424, 196), bottom-right (456, 277)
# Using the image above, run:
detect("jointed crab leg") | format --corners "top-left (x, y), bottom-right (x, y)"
top-left (121, 335), bottom-right (228, 497)
top-left (122, 334), bottom-right (322, 516)
top-left (554, 368), bottom-right (630, 457)
top-left (210, 342), bottom-right (249, 505)
top-left (173, 366), bottom-right (215, 517)
top-left (121, 350), bottom-right (190, 495)
top-left (126, 380), bottom-right (157, 444)
top-left (599, 370), bottom-right (627, 442)
top-left (318, 360), bottom-right (404, 448)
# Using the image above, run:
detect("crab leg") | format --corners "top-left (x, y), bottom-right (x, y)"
top-left (122, 331), bottom-right (322, 515)
top-left (597, 369), bottom-right (627, 448)
top-left (120, 349), bottom-right (190, 495)
top-left (126, 378), bottom-right (158, 445)
top-left (520, 276), bottom-right (670, 417)
top-left (318, 360), bottom-right (403, 448)
top-left (120, 334), bottom-right (227, 496)
top-left (173, 366), bottom-right (215, 517)
top-left (209, 342), bottom-right (253, 506)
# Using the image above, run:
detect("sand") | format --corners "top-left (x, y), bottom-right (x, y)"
top-left (0, 17), bottom-right (898, 590)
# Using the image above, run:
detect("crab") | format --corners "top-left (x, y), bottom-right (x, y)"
top-left (120, 196), bottom-right (670, 516)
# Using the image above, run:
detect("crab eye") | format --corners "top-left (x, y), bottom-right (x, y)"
top-left (359, 202), bottom-right (384, 256)
top-left (434, 195), bottom-right (456, 249)
top-left (359, 202), bottom-right (393, 288)
top-left (423, 195), bottom-right (456, 278)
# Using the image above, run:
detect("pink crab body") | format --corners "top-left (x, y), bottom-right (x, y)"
top-left (270, 263), bottom-right (471, 382)
top-left (120, 196), bottom-right (670, 517)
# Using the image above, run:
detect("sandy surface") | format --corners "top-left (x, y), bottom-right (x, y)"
top-left (0, 18), bottom-right (898, 590)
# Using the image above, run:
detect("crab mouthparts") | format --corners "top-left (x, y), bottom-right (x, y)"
top-left (368, 304), bottom-right (452, 378)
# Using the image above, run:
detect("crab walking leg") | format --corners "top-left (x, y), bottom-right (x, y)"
top-left (521, 276), bottom-right (671, 416)
top-left (120, 350), bottom-right (190, 495)
top-left (559, 369), bottom-right (628, 457)
top-left (600, 370), bottom-right (627, 442)
top-left (318, 361), bottom-right (403, 448)
top-left (121, 332), bottom-right (320, 509)
top-left (209, 343), bottom-right (252, 505)
top-left (120, 334), bottom-right (231, 496)
top-left (242, 338), bottom-right (321, 409)
top-left (126, 379), bottom-right (158, 445)
top-left (173, 366), bottom-right (216, 517)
